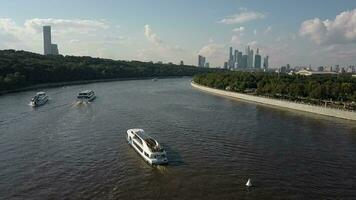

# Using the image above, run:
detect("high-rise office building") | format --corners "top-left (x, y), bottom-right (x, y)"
top-left (263, 56), bottom-right (269, 70)
top-left (228, 47), bottom-right (234, 68)
top-left (234, 50), bottom-right (238, 63)
top-left (223, 62), bottom-right (228, 69)
top-left (198, 55), bottom-right (206, 67)
top-left (249, 49), bottom-right (254, 68)
top-left (246, 46), bottom-right (254, 68)
top-left (43, 26), bottom-right (59, 55)
top-left (205, 62), bottom-right (210, 68)
top-left (51, 44), bottom-right (59, 55)
top-left (254, 48), bottom-right (261, 69)
top-left (229, 47), bottom-right (233, 62)
top-left (43, 26), bottom-right (52, 55)
top-left (242, 55), bottom-right (248, 68)
top-left (237, 52), bottom-right (242, 68)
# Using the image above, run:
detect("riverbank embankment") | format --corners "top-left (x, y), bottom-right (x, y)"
top-left (191, 81), bottom-right (356, 121)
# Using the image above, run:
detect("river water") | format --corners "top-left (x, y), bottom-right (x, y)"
top-left (0, 78), bottom-right (355, 199)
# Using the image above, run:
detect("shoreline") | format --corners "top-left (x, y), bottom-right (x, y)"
top-left (191, 81), bottom-right (356, 121)
top-left (0, 76), bottom-right (190, 95)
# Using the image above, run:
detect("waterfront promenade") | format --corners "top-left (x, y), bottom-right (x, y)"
top-left (191, 82), bottom-right (356, 121)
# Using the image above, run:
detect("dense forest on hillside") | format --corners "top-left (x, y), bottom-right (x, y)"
top-left (0, 50), bottom-right (220, 92)
top-left (194, 72), bottom-right (356, 110)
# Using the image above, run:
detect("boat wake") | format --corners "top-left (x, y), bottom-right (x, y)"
top-left (155, 165), bottom-right (168, 173)
top-left (72, 101), bottom-right (90, 107)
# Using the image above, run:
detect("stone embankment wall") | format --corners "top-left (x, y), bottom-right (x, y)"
top-left (191, 82), bottom-right (356, 121)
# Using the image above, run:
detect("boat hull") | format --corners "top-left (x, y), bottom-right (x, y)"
top-left (77, 95), bottom-right (96, 102)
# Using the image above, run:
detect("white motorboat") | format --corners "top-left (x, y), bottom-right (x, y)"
top-left (30, 92), bottom-right (49, 107)
top-left (77, 90), bottom-right (95, 102)
top-left (127, 129), bottom-right (168, 165)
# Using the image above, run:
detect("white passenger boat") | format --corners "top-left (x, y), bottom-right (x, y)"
top-left (30, 92), bottom-right (49, 107)
top-left (127, 129), bottom-right (168, 165)
top-left (77, 90), bottom-right (95, 102)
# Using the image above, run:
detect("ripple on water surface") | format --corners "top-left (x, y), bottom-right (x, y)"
top-left (0, 78), bottom-right (356, 199)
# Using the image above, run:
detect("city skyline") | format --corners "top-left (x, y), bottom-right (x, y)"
top-left (0, 0), bottom-right (356, 67)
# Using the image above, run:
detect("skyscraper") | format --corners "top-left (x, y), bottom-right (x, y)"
top-left (234, 50), bottom-right (238, 63)
top-left (237, 52), bottom-right (242, 68)
top-left (198, 55), bottom-right (206, 67)
top-left (43, 26), bottom-right (52, 55)
top-left (223, 62), bottom-right (228, 69)
top-left (246, 46), bottom-right (254, 68)
top-left (43, 26), bottom-right (59, 55)
top-left (263, 56), bottom-right (269, 70)
top-left (248, 48), bottom-right (254, 68)
top-left (229, 47), bottom-right (234, 68)
top-left (51, 44), bottom-right (59, 55)
top-left (254, 48), bottom-right (261, 69)
top-left (242, 55), bottom-right (248, 68)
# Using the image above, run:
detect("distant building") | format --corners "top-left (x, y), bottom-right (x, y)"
top-left (263, 56), bottom-right (269, 70)
top-left (246, 46), bottom-right (254, 68)
top-left (296, 70), bottom-right (338, 76)
top-left (205, 62), bottom-right (210, 68)
top-left (334, 65), bottom-right (340, 72)
top-left (346, 65), bottom-right (355, 73)
top-left (254, 48), bottom-right (261, 69)
top-left (279, 66), bottom-right (287, 73)
top-left (234, 49), bottom-right (238, 68)
top-left (229, 47), bottom-right (234, 68)
top-left (242, 55), bottom-right (248, 68)
top-left (51, 44), bottom-right (59, 55)
top-left (317, 66), bottom-right (324, 72)
top-left (43, 26), bottom-right (59, 55)
top-left (180, 60), bottom-right (184, 66)
top-left (198, 55), bottom-right (206, 67)
top-left (237, 52), bottom-right (242, 68)
top-left (223, 62), bottom-right (228, 69)
top-left (157, 61), bottom-right (163, 64)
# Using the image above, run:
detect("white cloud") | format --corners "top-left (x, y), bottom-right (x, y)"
top-left (254, 29), bottom-right (257, 35)
top-left (144, 24), bottom-right (162, 45)
top-left (300, 9), bottom-right (356, 45)
top-left (247, 41), bottom-right (258, 47)
top-left (24, 18), bottom-right (109, 33)
top-left (218, 11), bottom-right (266, 25)
top-left (140, 24), bottom-right (189, 63)
top-left (232, 26), bottom-right (245, 35)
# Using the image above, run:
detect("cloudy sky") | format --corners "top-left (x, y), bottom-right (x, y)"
top-left (0, 0), bottom-right (356, 68)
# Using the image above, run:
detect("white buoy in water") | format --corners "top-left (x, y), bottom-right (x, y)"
top-left (246, 178), bottom-right (252, 187)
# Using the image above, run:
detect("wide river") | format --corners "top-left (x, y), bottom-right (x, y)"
top-left (0, 78), bottom-right (355, 199)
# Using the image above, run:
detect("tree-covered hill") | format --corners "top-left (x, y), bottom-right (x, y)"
top-left (194, 72), bottom-right (356, 110)
top-left (0, 49), bottom-right (221, 92)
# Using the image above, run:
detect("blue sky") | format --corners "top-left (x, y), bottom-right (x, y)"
top-left (0, 0), bottom-right (356, 68)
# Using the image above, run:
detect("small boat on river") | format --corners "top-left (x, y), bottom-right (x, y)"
top-left (30, 92), bottom-right (49, 107)
top-left (127, 129), bottom-right (168, 165)
top-left (77, 90), bottom-right (95, 102)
